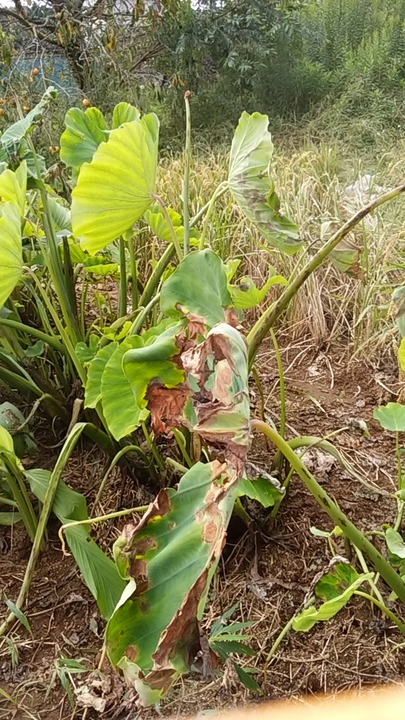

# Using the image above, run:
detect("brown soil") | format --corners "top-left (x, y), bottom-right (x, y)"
top-left (1, 342), bottom-right (404, 720)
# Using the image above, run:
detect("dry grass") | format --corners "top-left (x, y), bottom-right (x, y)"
top-left (156, 135), bottom-right (405, 359)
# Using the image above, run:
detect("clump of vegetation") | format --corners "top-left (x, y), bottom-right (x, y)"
top-left (0, 86), bottom-right (404, 712)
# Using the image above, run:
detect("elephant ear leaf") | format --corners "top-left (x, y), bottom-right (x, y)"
top-left (112, 102), bottom-right (140, 128)
top-left (71, 114), bottom-right (159, 254)
top-left (0, 161), bottom-right (27, 216)
top-left (160, 249), bottom-right (231, 329)
top-left (60, 107), bottom-right (108, 176)
top-left (228, 112), bottom-right (301, 255)
top-left (0, 202), bottom-right (22, 309)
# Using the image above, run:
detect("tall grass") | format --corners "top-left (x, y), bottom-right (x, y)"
top-left (157, 135), bottom-right (405, 359)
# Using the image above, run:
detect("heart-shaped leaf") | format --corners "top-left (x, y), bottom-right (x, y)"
top-left (71, 114), bottom-right (159, 254)
top-left (112, 102), bottom-right (140, 128)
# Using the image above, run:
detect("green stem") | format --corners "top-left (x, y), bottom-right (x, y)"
top-left (59, 504), bottom-right (149, 555)
top-left (198, 182), bottom-right (229, 250)
top-left (139, 245), bottom-right (175, 308)
top-left (128, 236), bottom-right (139, 311)
top-left (247, 183), bottom-right (405, 367)
top-left (269, 328), bottom-right (285, 438)
top-left (264, 598), bottom-right (315, 670)
top-left (189, 184), bottom-right (228, 228)
top-left (1, 459), bottom-right (37, 542)
top-left (183, 91), bottom-right (192, 255)
top-left (153, 195), bottom-right (183, 262)
top-left (251, 366), bottom-right (265, 422)
top-left (141, 422), bottom-right (165, 472)
top-left (118, 236), bottom-right (127, 318)
top-left (0, 424), bottom-right (87, 638)
top-left (172, 428), bottom-right (193, 468)
top-left (128, 294), bottom-right (160, 336)
top-left (91, 444), bottom-right (157, 513)
top-left (252, 420), bottom-right (405, 602)
top-left (0, 319), bottom-right (65, 354)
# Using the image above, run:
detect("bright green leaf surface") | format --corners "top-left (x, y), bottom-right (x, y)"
top-left (0, 202), bottom-right (22, 309)
top-left (72, 114), bottom-right (159, 254)
top-left (112, 102), bottom-right (140, 128)
top-left (84, 342), bottom-right (116, 408)
top-left (229, 273), bottom-right (287, 310)
top-left (399, 337), bottom-right (405, 372)
top-left (0, 162), bottom-right (27, 215)
top-left (102, 336), bottom-right (149, 439)
top-left (385, 527), bottom-right (405, 559)
top-left (237, 476), bottom-right (283, 507)
top-left (60, 107), bottom-right (108, 174)
top-left (0, 87), bottom-right (57, 152)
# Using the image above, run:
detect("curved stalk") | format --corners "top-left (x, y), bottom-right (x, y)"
top-left (0, 318), bottom-right (65, 354)
top-left (252, 420), bottom-right (405, 602)
top-left (247, 184), bottom-right (405, 366)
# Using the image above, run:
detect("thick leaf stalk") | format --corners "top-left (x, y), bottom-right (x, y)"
top-left (252, 420), bottom-right (405, 603)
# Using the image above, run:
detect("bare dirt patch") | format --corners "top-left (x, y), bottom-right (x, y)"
top-left (1, 341), bottom-right (404, 720)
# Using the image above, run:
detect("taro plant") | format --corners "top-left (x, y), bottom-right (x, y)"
top-left (2, 90), bottom-right (405, 705)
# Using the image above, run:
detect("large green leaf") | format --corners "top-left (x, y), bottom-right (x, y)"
top-left (160, 249), bottom-right (231, 329)
top-left (106, 460), bottom-right (239, 706)
top-left (0, 202), bottom-right (22, 309)
top-left (0, 162), bottom-right (27, 215)
top-left (373, 402), bottom-right (405, 432)
top-left (60, 107), bottom-right (108, 175)
top-left (101, 336), bottom-right (150, 440)
top-left (26, 468), bottom-right (125, 619)
top-left (228, 112), bottom-right (301, 255)
top-left (0, 87), bottom-right (57, 154)
top-left (71, 114), bottom-right (159, 254)
top-left (84, 342), bottom-right (116, 409)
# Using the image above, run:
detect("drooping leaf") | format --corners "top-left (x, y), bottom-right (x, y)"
top-left (102, 336), bottom-right (150, 440)
top-left (229, 273), bottom-right (287, 310)
top-left (292, 571), bottom-right (372, 632)
top-left (71, 114), bottom-right (159, 254)
top-left (106, 460), bottom-right (240, 706)
top-left (385, 527), bottom-right (405, 560)
top-left (112, 102), bottom-right (140, 129)
top-left (233, 663), bottom-right (260, 691)
top-left (228, 112), bottom-right (301, 255)
top-left (373, 403), bottom-right (405, 432)
top-left (26, 468), bottom-right (125, 619)
top-left (0, 87), bottom-right (57, 153)
top-left (60, 107), bottom-right (108, 175)
top-left (0, 162), bottom-right (27, 215)
top-left (160, 249), bottom-right (231, 329)
top-left (0, 424), bottom-right (16, 454)
top-left (237, 476), bottom-right (283, 508)
top-left (0, 202), bottom-right (22, 309)
top-left (82, 256), bottom-right (118, 276)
